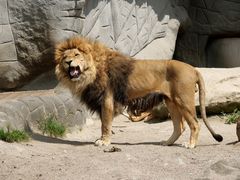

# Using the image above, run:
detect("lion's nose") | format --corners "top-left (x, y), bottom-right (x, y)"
top-left (66, 60), bottom-right (72, 66)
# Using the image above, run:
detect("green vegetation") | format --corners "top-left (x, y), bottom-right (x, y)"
top-left (39, 115), bottom-right (66, 137)
top-left (222, 108), bottom-right (240, 124)
top-left (0, 128), bottom-right (29, 143)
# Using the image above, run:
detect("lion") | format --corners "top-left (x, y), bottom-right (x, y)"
top-left (55, 36), bottom-right (223, 148)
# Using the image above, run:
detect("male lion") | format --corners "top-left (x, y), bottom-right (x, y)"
top-left (55, 37), bottom-right (223, 148)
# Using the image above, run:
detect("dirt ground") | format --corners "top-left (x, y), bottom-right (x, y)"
top-left (0, 115), bottom-right (239, 180)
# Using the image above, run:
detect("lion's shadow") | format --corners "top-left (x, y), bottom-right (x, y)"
top-left (112, 142), bottom-right (220, 148)
top-left (30, 132), bottom-right (221, 148)
top-left (30, 132), bottom-right (93, 146)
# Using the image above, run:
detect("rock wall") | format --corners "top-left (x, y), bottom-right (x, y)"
top-left (0, 0), bottom-right (185, 90)
top-left (175, 0), bottom-right (240, 67)
top-left (1, 0), bottom-right (240, 90)
top-left (82, 0), bottom-right (181, 58)
top-left (0, 0), bottom-right (86, 90)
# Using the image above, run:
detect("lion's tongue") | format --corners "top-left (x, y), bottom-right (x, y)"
top-left (69, 66), bottom-right (80, 78)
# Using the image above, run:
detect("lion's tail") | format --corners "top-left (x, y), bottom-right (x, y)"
top-left (196, 70), bottom-right (223, 142)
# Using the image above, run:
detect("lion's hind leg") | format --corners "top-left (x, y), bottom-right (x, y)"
top-left (160, 99), bottom-right (185, 146)
top-left (181, 107), bottom-right (200, 149)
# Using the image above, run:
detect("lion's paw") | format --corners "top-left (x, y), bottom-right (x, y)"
top-left (182, 142), bottom-right (196, 149)
top-left (95, 138), bottom-right (111, 146)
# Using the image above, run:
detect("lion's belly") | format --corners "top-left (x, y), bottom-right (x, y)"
top-left (126, 61), bottom-right (169, 100)
top-left (127, 75), bottom-right (168, 99)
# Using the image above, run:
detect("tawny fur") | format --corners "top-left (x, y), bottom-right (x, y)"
top-left (55, 36), bottom-right (223, 148)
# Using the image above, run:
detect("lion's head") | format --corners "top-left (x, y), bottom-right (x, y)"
top-left (55, 36), bottom-right (136, 114)
top-left (55, 37), bottom-right (98, 93)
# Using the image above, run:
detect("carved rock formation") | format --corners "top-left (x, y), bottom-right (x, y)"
top-left (0, 0), bottom-right (239, 90)
top-left (0, 0), bottom-right (184, 90)
top-left (82, 0), bottom-right (179, 57)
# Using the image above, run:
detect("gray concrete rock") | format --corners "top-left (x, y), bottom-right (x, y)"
top-left (196, 68), bottom-right (240, 114)
top-left (134, 19), bottom-right (180, 60)
top-left (82, 0), bottom-right (182, 58)
top-left (175, 0), bottom-right (240, 67)
top-left (0, 89), bottom-right (87, 133)
top-left (0, 0), bottom-right (86, 90)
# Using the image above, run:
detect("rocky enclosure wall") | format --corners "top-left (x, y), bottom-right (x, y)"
top-left (175, 0), bottom-right (240, 67)
top-left (1, 0), bottom-right (240, 90)
top-left (0, 0), bottom-right (184, 90)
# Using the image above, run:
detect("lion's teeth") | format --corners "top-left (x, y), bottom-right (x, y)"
top-left (70, 70), bottom-right (79, 76)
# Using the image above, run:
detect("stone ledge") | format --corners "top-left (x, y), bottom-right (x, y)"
top-left (0, 88), bottom-right (87, 132)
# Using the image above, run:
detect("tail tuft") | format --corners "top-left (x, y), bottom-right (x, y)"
top-left (213, 134), bottom-right (223, 142)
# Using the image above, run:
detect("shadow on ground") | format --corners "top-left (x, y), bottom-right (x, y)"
top-left (30, 132), bottom-right (93, 146)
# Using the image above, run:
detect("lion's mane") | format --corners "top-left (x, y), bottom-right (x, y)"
top-left (55, 37), bottom-right (136, 114)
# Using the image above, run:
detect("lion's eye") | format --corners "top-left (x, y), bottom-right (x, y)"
top-left (75, 53), bottom-right (80, 57)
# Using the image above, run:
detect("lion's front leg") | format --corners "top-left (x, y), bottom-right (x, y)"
top-left (95, 90), bottom-right (114, 146)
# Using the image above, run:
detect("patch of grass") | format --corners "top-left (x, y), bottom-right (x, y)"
top-left (39, 115), bottom-right (66, 138)
top-left (222, 108), bottom-right (240, 124)
top-left (0, 128), bottom-right (29, 143)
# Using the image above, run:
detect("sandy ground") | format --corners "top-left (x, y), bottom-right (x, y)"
top-left (0, 115), bottom-right (239, 180)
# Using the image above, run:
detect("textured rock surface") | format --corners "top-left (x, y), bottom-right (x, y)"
top-left (134, 19), bottom-right (180, 60)
top-left (175, 0), bottom-right (240, 67)
top-left (0, 0), bottom-right (85, 90)
top-left (0, 0), bottom-right (184, 90)
top-left (197, 68), bottom-right (240, 114)
top-left (82, 0), bottom-right (181, 58)
top-left (0, 87), bottom-right (87, 132)
top-left (1, 0), bottom-right (239, 90)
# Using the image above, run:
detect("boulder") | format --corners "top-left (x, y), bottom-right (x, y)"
top-left (0, 87), bottom-right (88, 132)
top-left (197, 68), bottom-right (240, 114)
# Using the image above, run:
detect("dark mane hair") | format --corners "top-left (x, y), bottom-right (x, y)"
top-left (127, 93), bottom-right (164, 116)
top-left (81, 55), bottom-right (134, 115)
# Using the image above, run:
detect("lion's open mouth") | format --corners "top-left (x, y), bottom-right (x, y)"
top-left (68, 66), bottom-right (81, 79)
